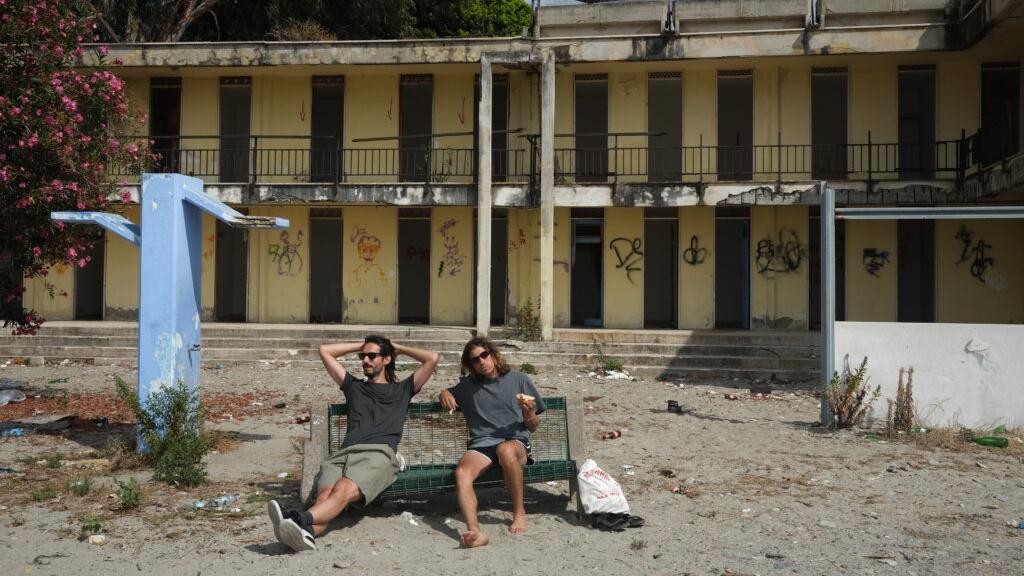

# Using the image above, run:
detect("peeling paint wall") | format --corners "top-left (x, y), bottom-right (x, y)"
top-left (429, 207), bottom-right (474, 325)
top-left (935, 219), bottom-right (1024, 323)
top-left (248, 205), bottom-right (310, 322)
top-left (200, 213), bottom-right (216, 320)
top-left (554, 207), bottom-right (571, 327)
top-left (343, 206), bottom-right (398, 323)
top-left (506, 208), bottom-right (540, 322)
top-left (104, 205), bottom-right (140, 320)
top-left (750, 206), bottom-right (809, 329)
top-left (679, 206), bottom-right (716, 329)
top-left (604, 207), bottom-right (644, 328)
top-left (845, 220), bottom-right (897, 321)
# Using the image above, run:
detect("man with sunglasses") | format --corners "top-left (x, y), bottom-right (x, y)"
top-left (438, 337), bottom-right (545, 548)
top-left (268, 334), bottom-right (440, 552)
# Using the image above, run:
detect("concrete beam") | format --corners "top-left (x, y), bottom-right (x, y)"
top-left (539, 50), bottom-right (556, 341)
top-left (476, 56), bottom-right (493, 337)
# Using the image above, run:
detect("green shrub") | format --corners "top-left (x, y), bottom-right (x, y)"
top-left (823, 356), bottom-right (880, 429)
top-left (519, 362), bottom-right (537, 375)
top-left (79, 516), bottom-right (103, 540)
top-left (509, 298), bottom-right (542, 341)
top-left (67, 476), bottom-right (93, 497)
top-left (31, 484), bottom-right (59, 502)
top-left (114, 477), bottom-right (141, 510)
top-left (602, 357), bottom-right (625, 373)
top-left (115, 376), bottom-right (217, 486)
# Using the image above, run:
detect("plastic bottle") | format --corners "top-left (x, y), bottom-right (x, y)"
top-left (971, 436), bottom-right (1008, 448)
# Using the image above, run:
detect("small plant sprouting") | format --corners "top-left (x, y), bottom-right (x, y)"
top-left (114, 477), bottom-right (141, 510)
top-left (508, 298), bottom-right (542, 342)
top-left (822, 355), bottom-right (880, 429)
top-left (67, 476), bottom-right (93, 497)
top-left (31, 484), bottom-right (60, 502)
top-left (520, 362), bottom-right (537, 375)
top-left (79, 516), bottom-right (104, 540)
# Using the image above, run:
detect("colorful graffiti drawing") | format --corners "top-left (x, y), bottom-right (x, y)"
top-left (437, 219), bottom-right (465, 277)
top-left (755, 229), bottom-right (806, 274)
top-left (268, 230), bottom-right (304, 276)
top-left (609, 237), bottom-right (643, 284)
top-left (351, 227), bottom-right (386, 284)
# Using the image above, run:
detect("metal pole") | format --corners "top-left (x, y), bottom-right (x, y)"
top-left (476, 56), bottom-right (493, 336)
top-left (820, 180), bottom-right (835, 427)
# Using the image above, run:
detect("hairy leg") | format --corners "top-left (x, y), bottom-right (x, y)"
top-left (454, 451), bottom-right (493, 548)
top-left (308, 477), bottom-right (362, 536)
top-left (495, 440), bottom-right (528, 534)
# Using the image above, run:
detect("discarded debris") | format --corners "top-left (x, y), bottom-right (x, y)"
top-left (724, 394), bottom-right (740, 401)
top-left (277, 472), bottom-right (289, 479)
top-left (400, 511), bottom-right (418, 526)
top-left (600, 430), bottom-right (623, 440)
top-left (87, 534), bottom-right (107, 546)
top-left (292, 415), bottom-right (310, 424)
top-left (0, 389), bottom-right (27, 406)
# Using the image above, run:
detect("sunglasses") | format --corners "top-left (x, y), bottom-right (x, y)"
top-left (357, 352), bottom-right (384, 361)
top-left (469, 350), bottom-right (491, 365)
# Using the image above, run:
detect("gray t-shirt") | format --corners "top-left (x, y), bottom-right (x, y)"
top-left (340, 372), bottom-right (416, 452)
top-left (447, 371), bottom-right (546, 449)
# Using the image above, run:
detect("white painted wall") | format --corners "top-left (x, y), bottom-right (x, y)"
top-left (835, 322), bottom-right (1024, 429)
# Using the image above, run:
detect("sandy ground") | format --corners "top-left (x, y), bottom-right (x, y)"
top-left (1, 360), bottom-right (1023, 576)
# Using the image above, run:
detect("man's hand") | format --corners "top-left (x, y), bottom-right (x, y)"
top-left (520, 400), bottom-right (539, 432)
top-left (439, 389), bottom-right (458, 412)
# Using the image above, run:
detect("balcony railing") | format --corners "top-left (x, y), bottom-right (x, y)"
top-left (118, 130), bottom-right (988, 189)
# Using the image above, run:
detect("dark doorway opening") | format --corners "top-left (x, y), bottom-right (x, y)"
top-left (571, 210), bottom-right (603, 327)
top-left (717, 71), bottom-right (753, 180)
top-left (309, 209), bottom-right (343, 323)
top-left (219, 77), bottom-right (251, 183)
top-left (400, 75), bottom-right (433, 181)
top-left (644, 209), bottom-right (678, 328)
top-left (215, 216), bottom-right (248, 322)
top-left (491, 213), bottom-right (508, 324)
top-left (897, 219), bottom-right (935, 323)
top-left (715, 207), bottom-right (750, 329)
top-left (811, 68), bottom-right (848, 180)
top-left (398, 209), bottom-right (431, 323)
top-left (74, 230), bottom-right (105, 320)
top-left (808, 209), bottom-right (846, 330)
top-left (311, 76), bottom-right (344, 183)
top-left (899, 66), bottom-right (936, 179)
top-left (648, 73), bottom-right (683, 181)
top-left (575, 75), bottom-right (609, 183)
top-left (980, 63), bottom-right (1021, 166)
top-left (149, 77), bottom-right (181, 173)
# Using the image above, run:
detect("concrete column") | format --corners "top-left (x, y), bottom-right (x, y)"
top-left (475, 56), bottom-right (493, 336)
top-left (539, 50), bottom-right (556, 340)
top-left (820, 181), bottom-right (835, 427)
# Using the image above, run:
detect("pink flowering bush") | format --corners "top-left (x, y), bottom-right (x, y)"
top-left (0, 0), bottom-right (148, 334)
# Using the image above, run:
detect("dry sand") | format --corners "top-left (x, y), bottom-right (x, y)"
top-left (1, 361), bottom-right (1023, 576)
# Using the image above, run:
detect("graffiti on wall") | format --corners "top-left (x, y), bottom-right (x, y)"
top-left (954, 225), bottom-right (995, 284)
top-left (755, 229), bottom-right (806, 274)
top-left (268, 230), bottom-right (304, 277)
top-left (682, 236), bottom-right (707, 266)
top-left (405, 245), bottom-right (430, 261)
top-left (509, 228), bottom-right (528, 251)
top-left (350, 226), bottom-right (386, 284)
top-left (609, 237), bottom-right (643, 284)
top-left (437, 219), bottom-right (465, 277)
top-left (862, 248), bottom-right (889, 278)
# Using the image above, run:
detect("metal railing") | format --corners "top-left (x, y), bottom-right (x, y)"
top-left (120, 129), bottom-right (988, 189)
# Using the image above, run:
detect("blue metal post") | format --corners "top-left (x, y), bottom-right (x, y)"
top-left (820, 181), bottom-right (835, 427)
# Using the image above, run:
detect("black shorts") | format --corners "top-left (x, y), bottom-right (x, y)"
top-left (469, 439), bottom-right (534, 467)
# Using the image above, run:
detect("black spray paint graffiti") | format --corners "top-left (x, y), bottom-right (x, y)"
top-left (437, 219), bottom-right (465, 277)
top-left (954, 225), bottom-right (994, 283)
top-left (268, 230), bottom-right (303, 276)
top-left (682, 235), bottom-right (707, 266)
top-left (862, 248), bottom-right (889, 278)
top-left (609, 237), bottom-right (643, 284)
top-left (755, 229), bottom-right (806, 274)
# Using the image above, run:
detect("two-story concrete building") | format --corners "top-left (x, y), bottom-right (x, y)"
top-left (25, 0), bottom-right (1024, 338)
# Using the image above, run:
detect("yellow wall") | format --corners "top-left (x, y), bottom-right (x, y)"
top-left (779, 65), bottom-right (811, 180)
top-left (345, 75), bottom-right (399, 184)
top-left (554, 207), bottom-right (571, 327)
top-left (343, 206), bottom-right (398, 323)
top-left (603, 207), bottom-right (644, 328)
top-left (180, 77), bottom-right (220, 181)
top-left (750, 206), bottom-right (809, 329)
top-left (247, 206), bottom-right (310, 322)
top-left (200, 213), bottom-right (216, 320)
top-left (104, 205), bottom-right (140, 320)
top-left (609, 71), bottom-right (645, 183)
top-left (682, 69), bottom-right (715, 179)
top-left (844, 220), bottom-right (897, 321)
top-left (937, 58), bottom-right (981, 141)
top-left (506, 208), bottom-right (539, 318)
top-left (430, 207), bottom-right (474, 325)
top-left (849, 63), bottom-right (897, 179)
top-left (936, 220), bottom-right (1024, 323)
top-left (256, 76), bottom-right (311, 184)
top-left (679, 206), bottom-right (715, 329)
top-left (24, 263), bottom-right (74, 320)
top-left (434, 74), bottom-right (475, 184)
top-left (124, 78), bottom-right (149, 142)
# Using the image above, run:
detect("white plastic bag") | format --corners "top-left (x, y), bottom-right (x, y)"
top-left (577, 458), bottom-right (630, 515)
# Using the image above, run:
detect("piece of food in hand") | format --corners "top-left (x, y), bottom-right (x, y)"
top-left (516, 393), bottom-right (535, 403)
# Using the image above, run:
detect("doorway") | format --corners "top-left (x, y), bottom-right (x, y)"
top-left (215, 216), bottom-right (247, 322)
top-left (644, 209), bottom-right (678, 328)
top-left (219, 77), bottom-right (251, 183)
top-left (897, 219), bottom-right (935, 323)
top-left (575, 75), bottom-right (609, 182)
top-left (309, 209), bottom-right (343, 323)
top-left (715, 207), bottom-right (750, 329)
top-left (399, 75), bottom-right (433, 181)
top-left (74, 230), bottom-right (105, 320)
top-left (491, 213), bottom-right (508, 324)
top-left (398, 209), bottom-right (431, 323)
top-left (571, 211), bottom-right (603, 327)
top-left (717, 71), bottom-right (753, 180)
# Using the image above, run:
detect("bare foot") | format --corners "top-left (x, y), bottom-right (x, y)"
top-left (509, 514), bottom-right (527, 534)
top-left (461, 530), bottom-right (490, 548)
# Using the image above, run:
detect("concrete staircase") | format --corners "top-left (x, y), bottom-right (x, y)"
top-left (0, 322), bottom-right (821, 383)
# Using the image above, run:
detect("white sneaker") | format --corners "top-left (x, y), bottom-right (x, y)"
top-left (278, 518), bottom-right (316, 552)
top-left (267, 500), bottom-right (284, 542)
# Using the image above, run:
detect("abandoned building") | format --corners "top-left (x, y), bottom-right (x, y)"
top-left (23, 0), bottom-right (1024, 339)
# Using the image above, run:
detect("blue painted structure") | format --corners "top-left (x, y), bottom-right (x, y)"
top-left (52, 174), bottom-right (288, 437)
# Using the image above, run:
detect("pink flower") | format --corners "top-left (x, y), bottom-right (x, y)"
top-left (32, 247), bottom-right (41, 257)
top-left (119, 190), bottom-right (132, 203)
top-left (67, 247), bottom-right (77, 258)
top-left (99, 46), bottom-right (108, 55)
top-left (77, 258), bottom-right (88, 268)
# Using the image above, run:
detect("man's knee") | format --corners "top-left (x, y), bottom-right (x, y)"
top-left (315, 485), bottom-right (334, 504)
top-left (496, 442), bottom-right (521, 465)
top-left (332, 477), bottom-right (361, 502)
top-left (455, 464), bottom-right (476, 485)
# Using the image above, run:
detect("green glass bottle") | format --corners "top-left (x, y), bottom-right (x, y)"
top-left (972, 436), bottom-right (1009, 448)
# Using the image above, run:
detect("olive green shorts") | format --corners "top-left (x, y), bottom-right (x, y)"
top-left (313, 444), bottom-right (400, 506)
